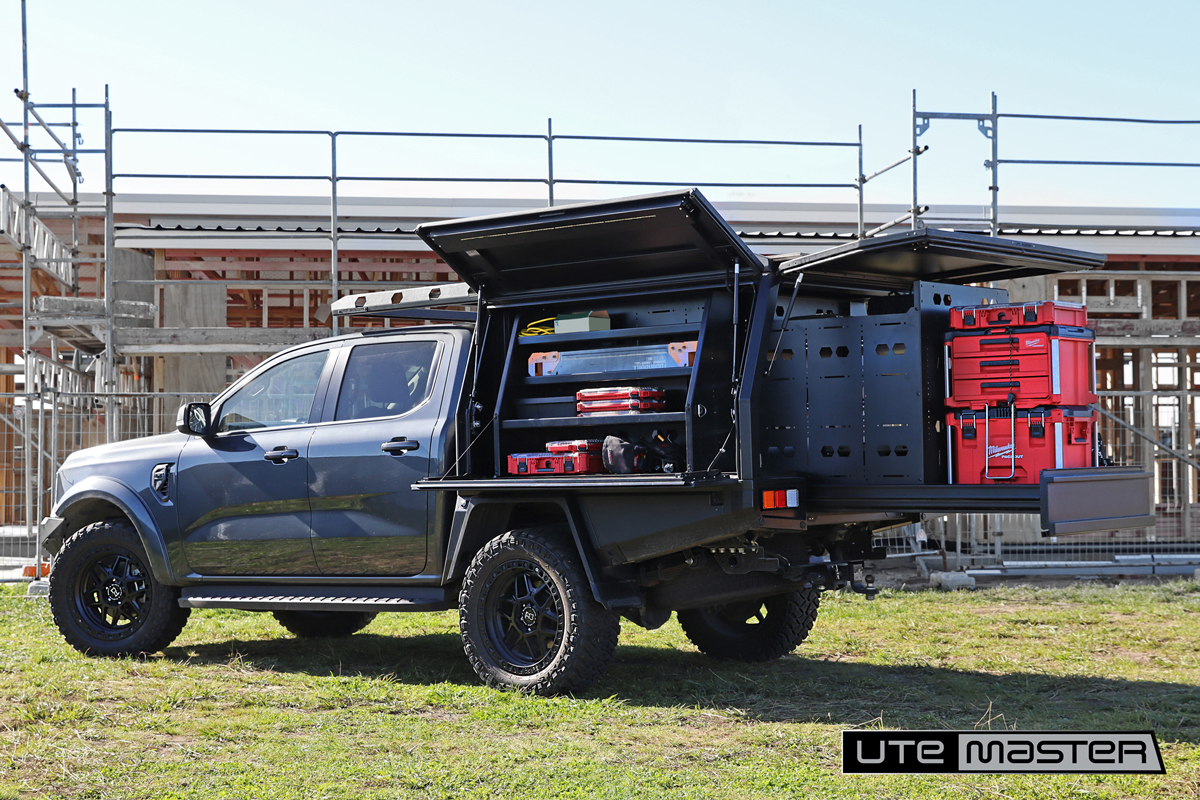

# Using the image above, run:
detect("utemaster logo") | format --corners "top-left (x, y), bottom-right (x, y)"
top-left (842, 731), bottom-right (1164, 774)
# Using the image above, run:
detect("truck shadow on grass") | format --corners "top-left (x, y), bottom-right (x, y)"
top-left (163, 632), bottom-right (1200, 743)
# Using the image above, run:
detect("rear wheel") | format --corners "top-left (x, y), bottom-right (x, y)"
top-left (459, 526), bottom-right (619, 695)
top-left (49, 519), bottom-right (190, 657)
top-left (677, 589), bottom-right (819, 662)
top-left (272, 610), bottom-right (378, 638)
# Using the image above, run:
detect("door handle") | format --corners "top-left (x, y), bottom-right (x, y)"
top-left (381, 437), bottom-right (419, 455)
top-left (263, 447), bottom-right (299, 463)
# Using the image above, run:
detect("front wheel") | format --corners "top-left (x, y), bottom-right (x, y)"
top-left (48, 519), bottom-right (190, 657)
top-left (459, 527), bottom-right (619, 695)
top-left (677, 589), bottom-right (819, 662)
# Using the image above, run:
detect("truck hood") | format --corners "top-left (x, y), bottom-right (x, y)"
top-left (57, 432), bottom-right (187, 493)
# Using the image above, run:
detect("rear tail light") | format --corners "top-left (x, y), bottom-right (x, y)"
top-left (762, 488), bottom-right (800, 509)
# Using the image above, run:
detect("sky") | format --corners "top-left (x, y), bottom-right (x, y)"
top-left (2, 0), bottom-right (1199, 211)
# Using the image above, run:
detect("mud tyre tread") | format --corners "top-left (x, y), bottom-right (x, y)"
top-left (459, 526), bottom-right (619, 696)
top-left (49, 519), bottom-right (190, 657)
top-left (677, 589), bottom-right (820, 663)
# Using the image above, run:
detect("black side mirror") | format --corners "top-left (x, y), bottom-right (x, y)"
top-left (176, 402), bottom-right (212, 436)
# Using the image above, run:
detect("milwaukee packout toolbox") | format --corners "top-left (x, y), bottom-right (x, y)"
top-left (577, 398), bottom-right (667, 415)
top-left (545, 439), bottom-right (603, 454)
top-left (946, 406), bottom-right (1096, 484)
top-left (575, 386), bottom-right (666, 402)
top-left (950, 300), bottom-right (1088, 330)
top-left (507, 451), bottom-right (604, 476)
top-left (945, 325), bottom-right (1097, 408)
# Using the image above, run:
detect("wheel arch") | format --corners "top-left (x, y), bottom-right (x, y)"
top-left (441, 495), bottom-right (639, 610)
top-left (49, 477), bottom-right (179, 584)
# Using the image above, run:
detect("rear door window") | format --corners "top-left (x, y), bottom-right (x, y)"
top-left (334, 340), bottom-right (440, 422)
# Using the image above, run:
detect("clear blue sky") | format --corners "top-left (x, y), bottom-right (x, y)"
top-left (3, 0), bottom-right (1198, 210)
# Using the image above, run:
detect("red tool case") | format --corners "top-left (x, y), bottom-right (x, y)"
top-left (507, 451), bottom-right (604, 476)
top-left (946, 406), bottom-right (1096, 484)
top-left (577, 398), bottom-right (666, 415)
top-left (546, 439), bottom-right (603, 454)
top-left (945, 325), bottom-right (1096, 408)
top-left (575, 386), bottom-right (666, 402)
top-left (950, 300), bottom-right (1088, 330)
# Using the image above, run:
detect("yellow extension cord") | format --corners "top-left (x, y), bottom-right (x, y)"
top-left (520, 317), bottom-right (556, 336)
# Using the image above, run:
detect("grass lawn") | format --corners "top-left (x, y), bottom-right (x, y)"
top-left (0, 580), bottom-right (1197, 799)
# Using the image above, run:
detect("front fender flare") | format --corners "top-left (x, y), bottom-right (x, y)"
top-left (51, 476), bottom-right (179, 584)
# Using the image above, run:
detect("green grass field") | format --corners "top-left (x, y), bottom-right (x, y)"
top-left (1, 581), bottom-right (1197, 799)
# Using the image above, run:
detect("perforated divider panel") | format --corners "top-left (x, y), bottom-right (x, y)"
top-left (806, 320), bottom-right (864, 483)
top-left (761, 328), bottom-right (808, 473)
top-left (757, 281), bottom-right (1009, 488)
top-left (863, 316), bottom-right (925, 482)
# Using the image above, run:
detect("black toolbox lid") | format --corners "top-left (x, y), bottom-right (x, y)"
top-left (772, 228), bottom-right (1105, 293)
top-left (415, 189), bottom-right (766, 304)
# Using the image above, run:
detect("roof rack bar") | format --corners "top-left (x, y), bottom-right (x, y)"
top-left (332, 282), bottom-right (478, 319)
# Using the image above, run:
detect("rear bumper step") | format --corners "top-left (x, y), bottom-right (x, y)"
top-left (179, 585), bottom-right (451, 613)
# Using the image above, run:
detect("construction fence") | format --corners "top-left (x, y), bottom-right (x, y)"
top-left (3, 390), bottom-right (1198, 581)
top-left (0, 391), bottom-right (209, 579)
top-left (877, 394), bottom-right (1200, 577)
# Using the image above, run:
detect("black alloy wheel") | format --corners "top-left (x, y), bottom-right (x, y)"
top-left (482, 558), bottom-right (565, 675)
top-left (49, 519), bottom-right (190, 657)
top-left (75, 551), bottom-right (150, 637)
top-left (459, 526), bottom-right (620, 695)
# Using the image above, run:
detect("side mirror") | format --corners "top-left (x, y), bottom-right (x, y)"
top-left (176, 402), bottom-right (212, 436)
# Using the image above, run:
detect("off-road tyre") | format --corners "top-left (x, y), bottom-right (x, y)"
top-left (677, 589), bottom-right (820, 662)
top-left (459, 526), bottom-right (620, 696)
top-left (272, 610), bottom-right (378, 638)
top-left (48, 519), bottom-right (190, 657)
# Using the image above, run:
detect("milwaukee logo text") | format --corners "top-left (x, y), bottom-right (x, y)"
top-left (842, 731), bottom-right (1164, 774)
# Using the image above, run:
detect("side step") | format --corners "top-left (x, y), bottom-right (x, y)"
top-left (179, 584), bottom-right (452, 613)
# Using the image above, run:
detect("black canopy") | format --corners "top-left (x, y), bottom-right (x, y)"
top-left (772, 228), bottom-right (1105, 293)
top-left (415, 189), bottom-right (765, 304)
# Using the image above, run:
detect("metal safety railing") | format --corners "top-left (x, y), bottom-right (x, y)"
top-left (910, 90), bottom-right (1200, 236)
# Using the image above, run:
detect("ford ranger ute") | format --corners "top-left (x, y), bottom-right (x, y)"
top-left (42, 190), bottom-right (1152, 695)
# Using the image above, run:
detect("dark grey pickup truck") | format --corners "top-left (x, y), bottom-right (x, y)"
top-left (42, 190), bottom-right (1152, 695)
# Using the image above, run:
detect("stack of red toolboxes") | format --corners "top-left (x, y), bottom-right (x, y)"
top-left (576, 386), bottom-right (666, 416)
top-left (507, 439), bottom-right (604, 476)
top-left (944, 301), bottom-right (1097, 484)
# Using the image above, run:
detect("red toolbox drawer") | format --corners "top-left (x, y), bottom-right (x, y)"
top-left (507, 451), bottom-right (605, 476)
top-left (945, 326), bottom-right (1096, 408)
top-left (950, 300), bottom-right (1087, 330)
top-left (947, 406), bottom-right (1095, 484)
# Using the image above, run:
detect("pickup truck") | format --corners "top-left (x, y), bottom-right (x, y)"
top-left (41, 190), bottom-right (1153, 695)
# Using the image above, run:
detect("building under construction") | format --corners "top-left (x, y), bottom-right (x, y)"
top-left (3, 15), bottom-right (1200, 578)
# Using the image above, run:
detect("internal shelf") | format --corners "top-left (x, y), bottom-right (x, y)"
top-left (501, 412), bottom-right (687, 430)
top-left (518, 323), bottom-right (700, 347)
top-left (522, 367), bottom-right (693, 385)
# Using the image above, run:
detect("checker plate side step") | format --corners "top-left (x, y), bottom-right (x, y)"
top-left (178, 585), bottom-right (451, 613)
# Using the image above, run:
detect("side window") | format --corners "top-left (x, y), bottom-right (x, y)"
top-left (216, 350), bottom-right (330, 433)
top-left (335, 340), bottom-right (440, 422)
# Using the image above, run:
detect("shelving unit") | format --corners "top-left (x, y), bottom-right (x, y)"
top-left (488, 296), bottom-right (726, 479)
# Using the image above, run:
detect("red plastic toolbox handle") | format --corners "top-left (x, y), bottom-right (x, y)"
top-left (980, 381), bottom-right (1020, 388)
top-left (980, 337), bottom-right (1019, 345)
top-left (979, 359), bottom-right (1020, 367)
